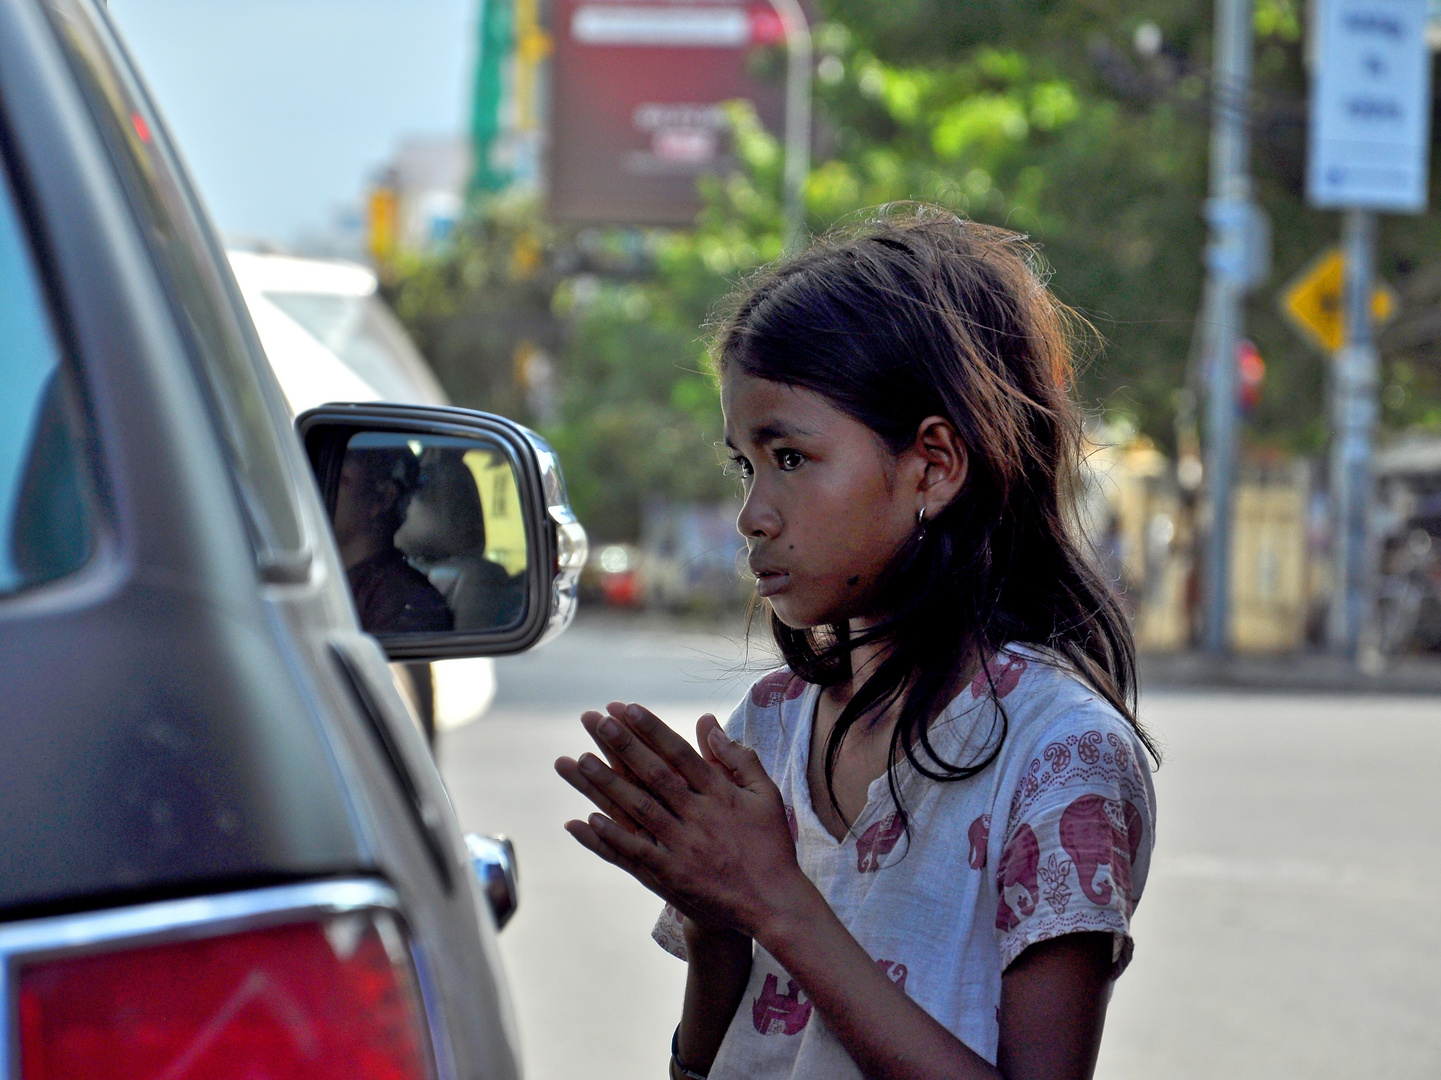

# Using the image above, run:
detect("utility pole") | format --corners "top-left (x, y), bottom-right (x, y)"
top-left (1328, 211), bottom-right (1379, 653)
top-left (1199, 0), bottom-right (1258, 655)
top-left (1306, 0), bottom-right (1431, 661)
top-left (771, 0), bottom-right (811, 252)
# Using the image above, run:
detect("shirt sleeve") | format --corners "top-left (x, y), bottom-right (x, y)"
top-left (994, 710), bottom-right (1155, 979)
top-left (652, 902), bottom-right (689, 961)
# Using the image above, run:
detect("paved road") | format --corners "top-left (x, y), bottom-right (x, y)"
top-left (440, 615), bottom-right (1441, 1080)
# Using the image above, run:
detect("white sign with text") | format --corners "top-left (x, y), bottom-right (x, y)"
top-left (1308, 0), bottom-right (1432, 212)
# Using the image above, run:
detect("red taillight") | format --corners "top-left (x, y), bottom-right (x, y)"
top-left (18, 911), bottom-right (433, 1080)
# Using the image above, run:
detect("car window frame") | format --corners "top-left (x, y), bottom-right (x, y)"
top-left (0, 113), bottom-right (101, 602)
top-left (39, 0), bottom-right (313, 581)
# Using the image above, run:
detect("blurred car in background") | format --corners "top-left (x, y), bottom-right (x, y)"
top-left (230, 248), bottom-right (496, 740)
top-left (580, 542), bottom-right (644, 608)
top-left (228, 250), bottom-right (446, 415)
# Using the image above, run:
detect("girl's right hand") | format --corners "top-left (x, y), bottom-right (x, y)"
top-left (555, 702), bottom-right (814, 941)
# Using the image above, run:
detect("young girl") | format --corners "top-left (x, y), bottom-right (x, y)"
top-left (554, 208), bottom-right (1158, 1080)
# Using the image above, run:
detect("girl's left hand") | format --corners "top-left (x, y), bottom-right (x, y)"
top-left (555, 702), bottom-right (809, 938)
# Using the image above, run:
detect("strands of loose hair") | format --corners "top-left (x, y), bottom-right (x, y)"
top-left (717, 205), bottom-right (1157, 830)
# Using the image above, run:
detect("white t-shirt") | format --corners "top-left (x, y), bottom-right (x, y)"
top-left (652, 645), bottom-right (1156, 1078)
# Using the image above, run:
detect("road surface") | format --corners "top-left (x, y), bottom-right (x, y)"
top-left (439, 615), bottom-right (1441, 1080)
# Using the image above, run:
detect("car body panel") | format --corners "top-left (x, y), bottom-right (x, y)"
top-left (0, 0), bottom-right (364, 908)
top-left (0, 1), bottom-right (526, 1076)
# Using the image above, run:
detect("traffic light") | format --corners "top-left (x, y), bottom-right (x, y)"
top-left (1237, 338), bottom-right (1265, 413)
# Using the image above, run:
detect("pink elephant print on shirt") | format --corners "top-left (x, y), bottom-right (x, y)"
top-left (1058, 794), bottom-right (1143, 912)
top-left (856, 812), bottom-right (906, 872)
top-left (751, 671), bottom-right (806, 708)
top-left (970, 654), bottom-right (1028, 700)
top-left (876, 959), bottom-right (909, 991)
top-left (753, 974), bottom-right (812, 1035)
top-left (968, 814), bottom-right (991, 870)
top-left (995, 824), bottom-right (1040, 931)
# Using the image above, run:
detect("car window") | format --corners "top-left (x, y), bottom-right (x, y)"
top-left (43, 0), bottom-right (305, 565)
top-left (0, 152), bottom-right (93, 596)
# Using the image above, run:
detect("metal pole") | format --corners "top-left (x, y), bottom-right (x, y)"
top-left (1199, 0), bottom-right (1255, 655)
top-left (771, 0), bottom-right (811, 252)
top-left (1328, 209), bottom-right (1379, 656)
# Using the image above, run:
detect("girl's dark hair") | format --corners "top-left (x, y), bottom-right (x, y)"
top-left (715, 206), bottom-right (1158, 822)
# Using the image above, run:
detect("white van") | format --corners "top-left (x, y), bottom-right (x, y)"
top-left (229, 249), bottom-right (497, 737)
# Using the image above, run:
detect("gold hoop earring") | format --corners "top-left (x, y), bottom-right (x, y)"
top-left (917, 506), bottom-right (927, 538)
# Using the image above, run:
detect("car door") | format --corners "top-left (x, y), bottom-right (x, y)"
top-left (0, 1), bottom-right (541, 1078)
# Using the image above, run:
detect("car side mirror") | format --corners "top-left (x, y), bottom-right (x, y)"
top-left (298, 403), bottom-right (587, 660)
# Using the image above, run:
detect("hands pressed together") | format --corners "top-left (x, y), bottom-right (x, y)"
top-left (554, 703), bottom-right (813, 942)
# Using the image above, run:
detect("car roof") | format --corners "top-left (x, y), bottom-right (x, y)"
top-left (227, 249), bottom-right (377, 297)
top-left (227, 249), bottom-right (448, 415)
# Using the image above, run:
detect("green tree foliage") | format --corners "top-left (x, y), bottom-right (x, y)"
top-left (803, 21), bottom-right (1210, 438)
top-left (544, 260), bottom-right (736, 542)
top-left (384, 195), bottom-right (564, 421)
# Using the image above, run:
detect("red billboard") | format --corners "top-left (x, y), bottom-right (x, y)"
top-left (547, 0), bottom-right (791, 225)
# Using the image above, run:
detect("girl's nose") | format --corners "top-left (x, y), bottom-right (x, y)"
top-left (736, 486), bottom-right (780, 539)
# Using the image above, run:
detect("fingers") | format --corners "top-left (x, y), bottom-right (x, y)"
top-left (580, 712), bottom-right (644, 784)
top-left (563, 817), bottom-right (621, 863)
top-left (695, 714), bottom-right (724, 766)
top-left (566, 812), bottom-right (662, 873)
top-left (606, 703), bottom-right (718, 794)
top-left (554, 755), bottom-right (655, 841)
top-left (565, 743), bottom-right (683, 838)
top-left (563, 818), bottom-right (679, 908)
top-left (563, 817), bottom-right (652, 882)
top-left (586, 706), bottom-right (697, 813)
top-left (706, 725), bottom-right (771, 790)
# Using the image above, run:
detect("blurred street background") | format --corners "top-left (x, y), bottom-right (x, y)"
top-left (107, 0), bottom-right (1441, 1075)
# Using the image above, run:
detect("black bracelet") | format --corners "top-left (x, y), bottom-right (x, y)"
top-left (670, 1025), bottom-right (709, 1080)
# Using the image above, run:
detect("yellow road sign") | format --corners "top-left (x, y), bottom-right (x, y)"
top-left (366, 186), bottom-right (398, 268)
top-left (1281, 248), bottom-right (1397, 353)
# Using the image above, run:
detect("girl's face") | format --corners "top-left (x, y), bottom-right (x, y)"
top-left (722, 370), bottom-right (924, 629)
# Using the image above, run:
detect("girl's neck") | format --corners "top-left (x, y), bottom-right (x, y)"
top-left (831, 618), bottom-right (892, 711)
top-left (833, 617), bottom-right (977, 721)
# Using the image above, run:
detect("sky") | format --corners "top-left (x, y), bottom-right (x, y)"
top-left (109, 0), bottom-right (476, 244)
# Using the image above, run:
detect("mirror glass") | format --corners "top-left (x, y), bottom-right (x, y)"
top-left (334, 431), bottom-right (529, 635)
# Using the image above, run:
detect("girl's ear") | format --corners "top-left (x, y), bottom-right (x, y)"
top-left (912, 415), bottom-right (967, 513)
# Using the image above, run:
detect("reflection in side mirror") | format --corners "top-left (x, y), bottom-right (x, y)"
top-left (336, 432), bottom-right (529, 636)
top-left (299, 402), bottom-right (586, 661)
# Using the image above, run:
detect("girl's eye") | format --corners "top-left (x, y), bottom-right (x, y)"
top-left (776, 449), bottom-right (805, 471)
top-left (725, 455), bottom-right (754, 479)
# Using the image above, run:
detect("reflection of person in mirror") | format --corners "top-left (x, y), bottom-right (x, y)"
top-left (333, 449), bottom-right (453, 634)
top-left (397, 450), bottom-right (525, 632)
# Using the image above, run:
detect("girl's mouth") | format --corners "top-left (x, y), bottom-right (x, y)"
top-left (754, 570), bottom-right (790, 597)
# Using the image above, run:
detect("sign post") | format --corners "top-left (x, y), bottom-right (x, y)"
top-left (1307, 0), bottom-right (1431, 659)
